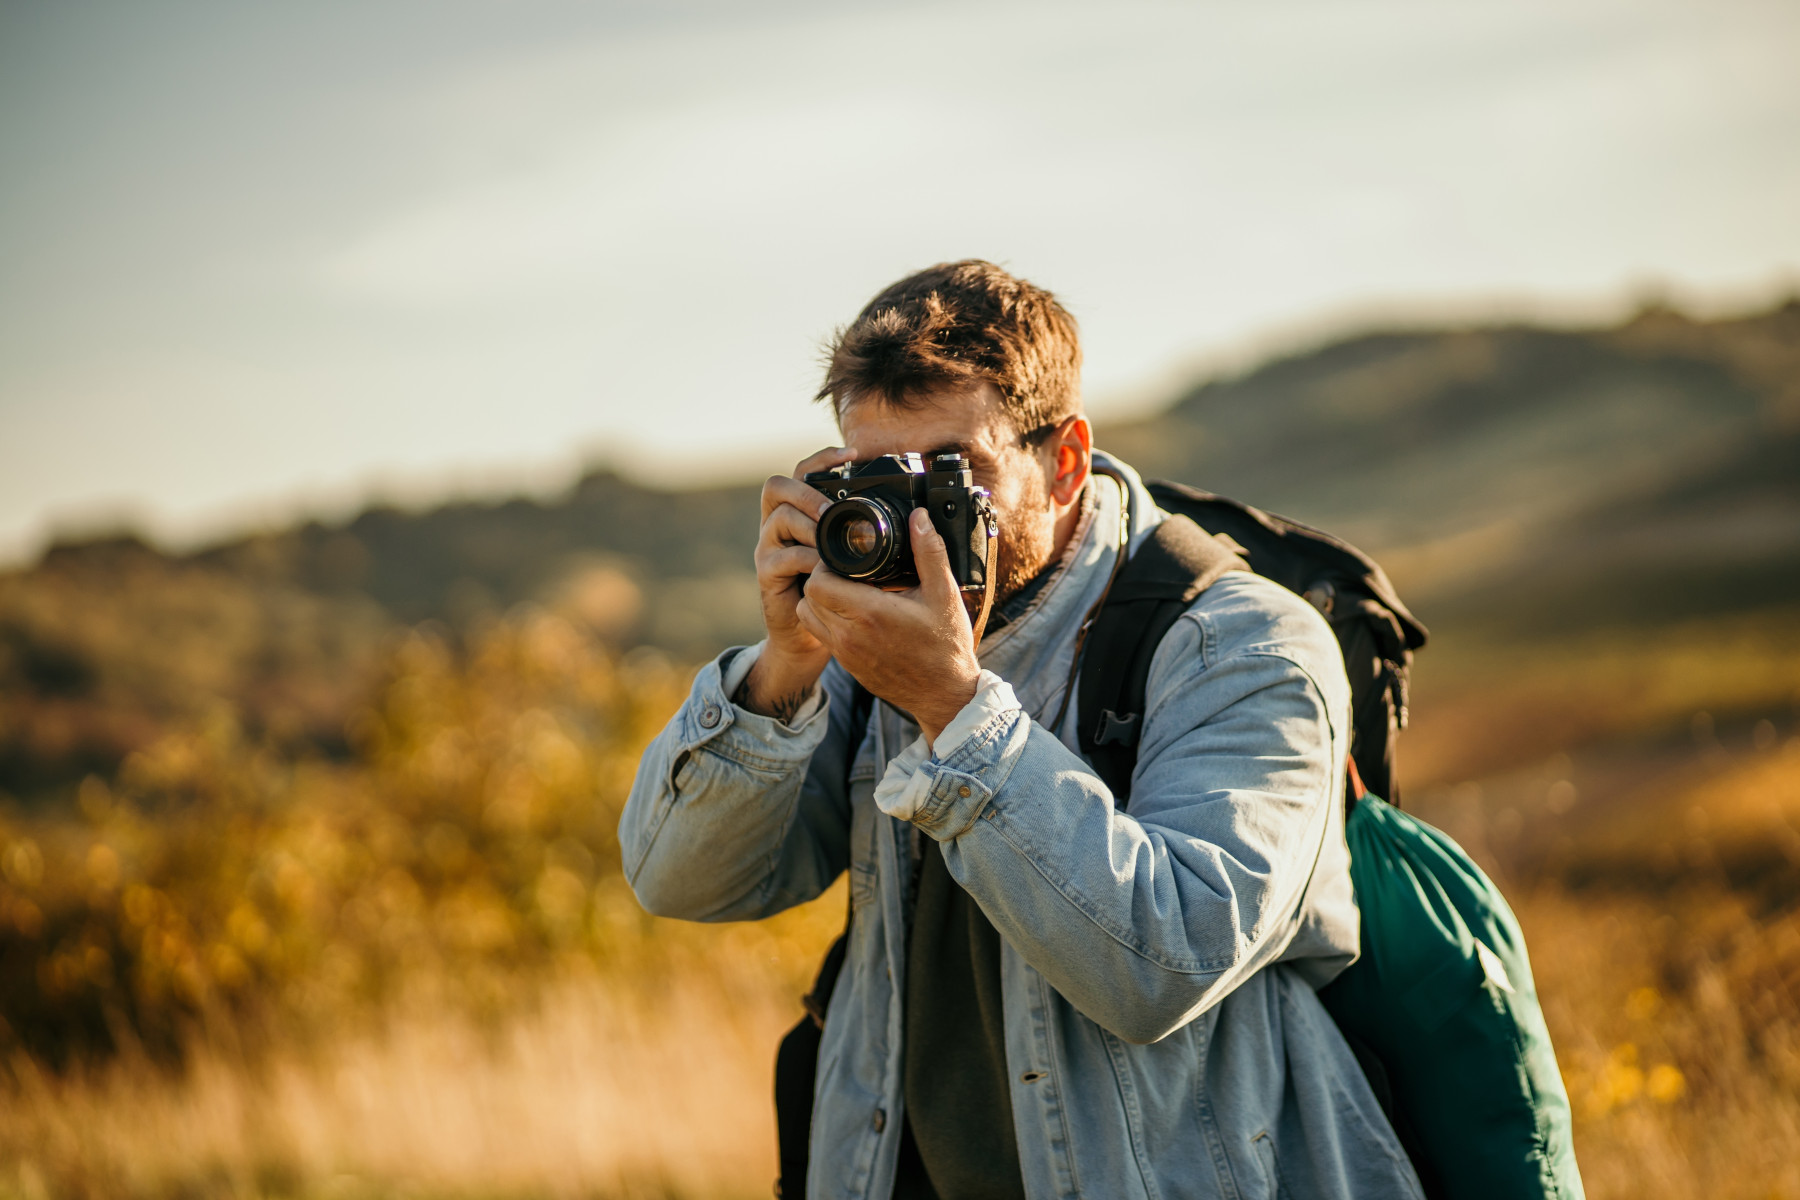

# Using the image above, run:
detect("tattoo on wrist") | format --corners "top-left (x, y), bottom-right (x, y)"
top-left (732, 676), bottom-right (811, 723)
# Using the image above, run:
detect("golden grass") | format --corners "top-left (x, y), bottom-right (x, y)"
top-left (2, 610), bottom-right (1798, 1196)
top-left (1521, 884), bottom-right (1800, 1200)
top-left (1424, 742), bottom-right (1800, 1200)
top-left (0, 963), bottom-right (809, 1200)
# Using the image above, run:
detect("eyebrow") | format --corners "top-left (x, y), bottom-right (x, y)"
top-left (925, 441), bottom-right (978, 459)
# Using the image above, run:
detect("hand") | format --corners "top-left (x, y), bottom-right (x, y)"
top-left (740, 446), bottom-right (855, 719)
top-left (795, 507), bottom-right (983, 745)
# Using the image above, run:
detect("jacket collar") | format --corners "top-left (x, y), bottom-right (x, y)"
top-left (975, 451), bottom-right (1164, 736)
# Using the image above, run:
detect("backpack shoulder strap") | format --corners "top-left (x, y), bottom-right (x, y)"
top-left (1077, 514), bottom-right (1246, 805)
top-left (1145, 482), bottom-right (1428, 805)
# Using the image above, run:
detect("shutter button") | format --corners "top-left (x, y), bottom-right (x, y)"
top-left (699, 705), bottom-right (721, 729)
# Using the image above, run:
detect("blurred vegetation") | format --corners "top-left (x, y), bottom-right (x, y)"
top-left (1400, 617), bottom-right (1800, 1198)
top-left (0, 608), bottom-right (844, 1199)
top-left (0, 610), bottom-right (683, 1064)
top-left (0, 299), bottom-right (1797, 1197)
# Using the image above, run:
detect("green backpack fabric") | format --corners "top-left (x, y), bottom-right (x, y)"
top-left (1319, 794), bottom-right (1584, 1200)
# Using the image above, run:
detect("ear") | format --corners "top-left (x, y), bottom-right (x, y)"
top-left (1048, 416), bottom-right (1092, 507)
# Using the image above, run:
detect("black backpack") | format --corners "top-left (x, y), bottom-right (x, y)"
top-left (1075, 480), bottom-right (1426, 808)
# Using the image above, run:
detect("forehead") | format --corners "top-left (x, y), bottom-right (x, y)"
top-left (839, 385), bottom-right (1012, 459)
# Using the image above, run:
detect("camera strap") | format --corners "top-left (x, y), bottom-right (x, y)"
top-left (968, 559), bottom-right (998, 648)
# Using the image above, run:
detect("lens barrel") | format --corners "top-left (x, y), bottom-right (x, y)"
top-left (816, 495), bottom-right (909, 583)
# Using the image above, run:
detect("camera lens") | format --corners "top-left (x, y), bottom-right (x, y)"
top-left (817, 496), bottom-right (908, 582)
top-left (840, 516), bottom-right (879, 558)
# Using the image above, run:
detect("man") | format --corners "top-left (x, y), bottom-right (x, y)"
top-left (620, 261), bottom-right (1421, 1199)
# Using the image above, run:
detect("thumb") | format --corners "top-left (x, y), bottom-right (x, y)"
top-left (908, 507), bottom-right (960, 607)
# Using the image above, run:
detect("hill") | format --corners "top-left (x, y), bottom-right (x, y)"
top-left (2, 298), bottom-right (1796, 803)
top-left (1108, 302), bottom-right (1798, 536)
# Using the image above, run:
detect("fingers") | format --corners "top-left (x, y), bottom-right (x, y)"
top-left (758, 502), bottom-right (820, 553)
top-left (795, 566), bottom-right (883, 664)
top-left (907, 508), bottom-right (960, 608)
top-left (757, 544), bottom-right (819, 585)
top-left (797, 562), bottom-right (866, 619)
top-left (793, 445), bottom-right (856, 478)
top-left (793, 595), bottom-right (830, 644)
top-left (765, 445), bottom-right (853, 521)
top-left (762, 473), bottom-right (833, 523)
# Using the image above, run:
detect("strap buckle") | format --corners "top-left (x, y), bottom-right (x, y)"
top-left (1094, 709), bottom-right (1141, 747)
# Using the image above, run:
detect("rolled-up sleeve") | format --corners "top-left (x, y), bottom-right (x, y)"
top-left (902, 609), bottom-right (1343, 1044)
top-left (619, 647), bottom-right (858, 922)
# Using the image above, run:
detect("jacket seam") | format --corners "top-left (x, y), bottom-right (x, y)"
top-left (1100, 1026), bottom-right (1163, 1199)
top-left (621, 781), bottom-right (676, 889)
top-left (701, 735), bottom-right (807, 774)
top-left (1034, 968), bottom-right (1085, 1200)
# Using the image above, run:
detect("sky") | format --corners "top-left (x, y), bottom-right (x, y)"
top-left (1, 0), bottom-right (1796, 561)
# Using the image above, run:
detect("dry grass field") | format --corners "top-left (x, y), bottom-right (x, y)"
top-left (1, 605), bottom-right (1795, 1198)
top-left (0, 611), bottom-right (852, 1199)
top-left (1401, 614), bottom-right (1800, 1200)
top-left (0, 922), bottom-right (843, 1200)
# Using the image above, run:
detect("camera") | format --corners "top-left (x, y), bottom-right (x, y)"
top-left (804, 453), bottom-right (996, 590)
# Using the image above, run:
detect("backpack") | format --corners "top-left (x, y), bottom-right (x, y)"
top-left (1079, 481), bottom-right (1583, 1200)
top-left (1076, 480), bottom-right (1425, 806)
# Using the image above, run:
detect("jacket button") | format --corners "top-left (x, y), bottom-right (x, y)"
top-left (958, 785), bottom-right (971, 798)
top-left (872, 1108), bottom-right (886, 1133)
top-left (699, 705), bottom-right (721, 729)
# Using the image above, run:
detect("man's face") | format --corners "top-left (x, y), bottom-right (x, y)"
top-left (838, 384), bottom-right (1059, 608)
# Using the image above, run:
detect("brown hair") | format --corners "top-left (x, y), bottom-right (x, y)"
top-left (816, 260), bottom-right (1082, 433)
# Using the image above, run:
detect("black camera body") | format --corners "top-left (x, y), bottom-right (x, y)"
top-left (804, 453), bottom-right (996, 590)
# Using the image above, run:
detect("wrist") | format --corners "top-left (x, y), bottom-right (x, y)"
top-left (912, 670), bottom-right (981, 747)
top-left (737, 645), bottom-right (827, 722)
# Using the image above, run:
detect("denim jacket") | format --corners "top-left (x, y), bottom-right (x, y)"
top-left (620, 453), bottom-right (1422, 1200)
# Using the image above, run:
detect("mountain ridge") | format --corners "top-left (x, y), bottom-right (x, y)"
top-left (4, 298), bottom-right (1795, 797)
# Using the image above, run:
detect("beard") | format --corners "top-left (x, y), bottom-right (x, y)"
top-left (985, 463), bottom-right (1058, 610)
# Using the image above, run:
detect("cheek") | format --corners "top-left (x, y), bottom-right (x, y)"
top-left (999, 466), bottom-right (1052, 515)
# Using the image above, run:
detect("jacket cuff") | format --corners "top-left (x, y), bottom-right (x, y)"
top-left (679, 646), bottom-right (829, 763)
top-left (871, 672), bottom-right (1030, 839)
top-left (719, 640), bottom-right (825, 730)
top-left (930, 669), bottom-right (1017, 758)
